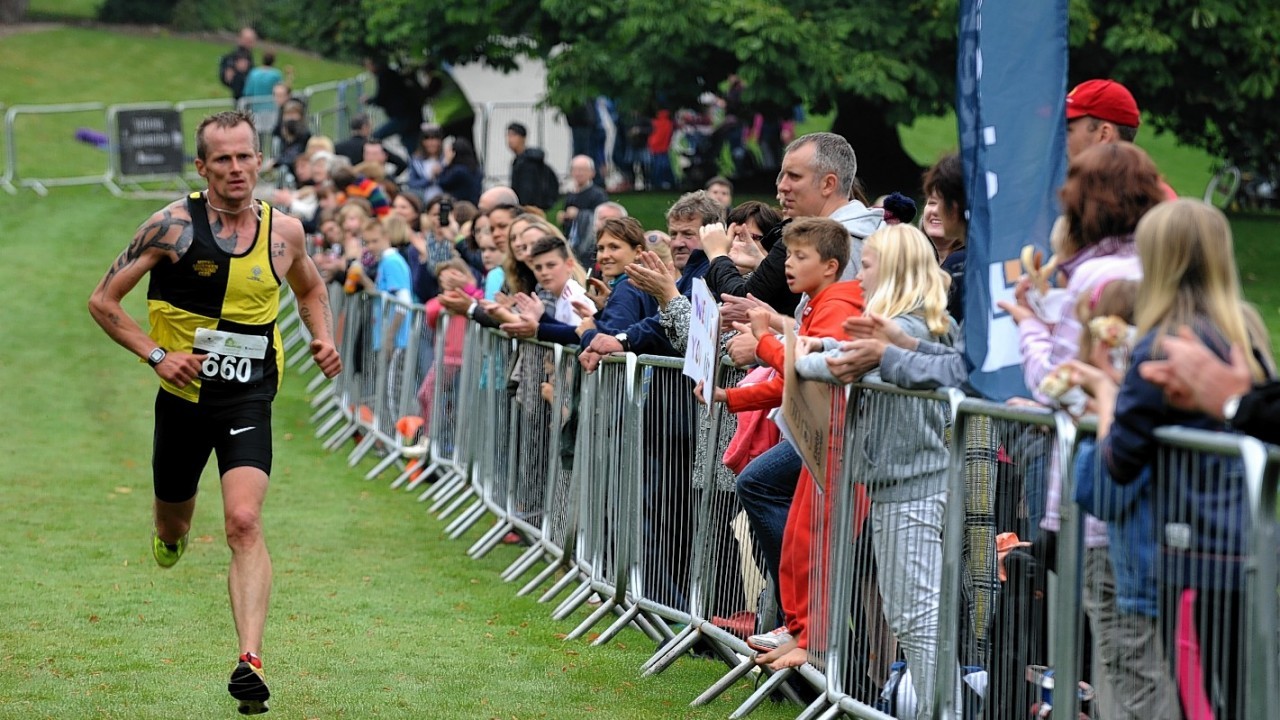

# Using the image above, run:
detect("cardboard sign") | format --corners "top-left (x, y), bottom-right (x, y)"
top-left (779, 325), bottom-right (836, 489)
top-left (682, 278), bottom-right (720, 407)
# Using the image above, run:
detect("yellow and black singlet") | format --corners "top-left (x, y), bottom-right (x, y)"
top-left (147, 193), bottom-right (284, 405)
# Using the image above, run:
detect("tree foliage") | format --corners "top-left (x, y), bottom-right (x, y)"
top-left (86, 0), bottom-right (1275, 185)
top-left (0, 0), bottom-right (30, 24)
top-left (1070, 0), bottom-right (1280, 168)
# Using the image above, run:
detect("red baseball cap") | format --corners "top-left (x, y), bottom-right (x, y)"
top-left (1066, 79), bottom-right (1141, 128)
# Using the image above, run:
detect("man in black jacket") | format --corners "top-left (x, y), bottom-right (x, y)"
top-left (1140, 326), bottom-right (1280, 444)
top-left (218, 28), bottom-right (257, 102)
top-left (507, 123), bottom-right (558, 210)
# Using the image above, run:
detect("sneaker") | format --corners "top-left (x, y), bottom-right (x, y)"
top-left (151, 533), bottom-right (188, 569)
top-left (228, 652), bottom-right (270, 715)
top-left (746, 626), bottom-right (793, 652)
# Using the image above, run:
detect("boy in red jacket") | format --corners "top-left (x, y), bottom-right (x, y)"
top-left (700, 217), bottom-right (865, 669)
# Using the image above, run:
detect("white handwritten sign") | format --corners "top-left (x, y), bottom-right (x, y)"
top-left (683, 278), bottom-right (721, 407)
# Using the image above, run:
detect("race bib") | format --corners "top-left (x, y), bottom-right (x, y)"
top-left (193, 328), bottom-right (268, 384)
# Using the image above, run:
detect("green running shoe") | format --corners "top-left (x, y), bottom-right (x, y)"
top-left (228, 652), bottom-right (270, 715)
top-left (151, 532), bottom-right (187, 569)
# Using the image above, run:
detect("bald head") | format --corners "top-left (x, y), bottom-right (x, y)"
top-left (570, 155), bottom-right (595, 189)
top-left (479, 186), bottom-right (520, 213)
top-left (238, 27), bottom-right (258, 49)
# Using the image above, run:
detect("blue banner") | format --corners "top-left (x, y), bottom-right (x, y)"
top-left (957, 0), bottom-right (1069, 401)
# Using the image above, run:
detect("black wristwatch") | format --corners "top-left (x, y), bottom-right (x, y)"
top-left (147, 347), bottom-right (167, 367)
top-left (614, 332), bottom-right (631, 352)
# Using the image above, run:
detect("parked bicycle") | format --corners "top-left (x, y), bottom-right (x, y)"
top-left (1203, 160), bottom-right (1278, 211)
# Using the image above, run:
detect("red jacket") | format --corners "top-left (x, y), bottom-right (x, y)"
top-left (648, 110), bottom-right (674, 154)
top-left (725, 280), bottom-right (864, 413)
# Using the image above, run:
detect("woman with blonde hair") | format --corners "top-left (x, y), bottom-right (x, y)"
top-left (1068, 199), bottom-right (1272, 720)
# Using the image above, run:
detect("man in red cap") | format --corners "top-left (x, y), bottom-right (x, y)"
top-left (1066, 78), bottom-right (1177, 198)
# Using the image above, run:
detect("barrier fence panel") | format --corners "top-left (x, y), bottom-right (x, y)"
top-left (501, 341), bottom-right (558, 543)
top-left (630, 355), bottom-right (701, 630)
top-left (301, 77), bottom-right (366, 146)
top-left (935, 399), bottom-right (1077, 720)
top-left (421, 320), bottom-right (484, 508)
top-left (0, 102), bottom-right (11, 194)
top-left (317, 290), bottom-right (366, 449)
top-left (3, 76), bottom-right (361, 197)
top-left (542, 362), bottom-right (602, 609)
top-left (646, 360), bottom-right (763, 680)
top-left (4, 103), bottom-right (111, 195)
top-left (1049, 424), bottom-right (1280, 720)
top-left (502, 341), bottom-right (584, 587)
top-left (444, 328), bottom-right (514, 538)
top-left (478, 101), bottom-right (571, 185)
top-left (396, 311), bottom-right (446, 490)
top-left (559, 354), bottom-right (653, 643)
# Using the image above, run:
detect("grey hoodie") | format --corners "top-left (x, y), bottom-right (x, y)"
top-left (829, 200), bottom-right (885, 282)
top-left (797, 313), bottom-right (953, 502)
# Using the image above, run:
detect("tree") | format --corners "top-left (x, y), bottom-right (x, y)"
top-left (1, 0), bottom-right (30, 24)
top-left (325, 0), bottom-right (1280, 193)
top-left (1069, 0), bottom-right (1280, 170)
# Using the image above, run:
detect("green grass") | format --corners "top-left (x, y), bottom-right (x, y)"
top-left (26, 0), bottom-right (101, 20)
top-left (0, 26), bottom-right (359, 181)
top-left (0, 185), bottom-right (799, 719)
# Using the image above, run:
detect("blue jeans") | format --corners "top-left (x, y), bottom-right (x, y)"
top-left (734, 440), bottom-right (801, 616)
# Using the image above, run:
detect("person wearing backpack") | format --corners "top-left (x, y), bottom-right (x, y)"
top-left (218, 28), bottom-right (257, 103)
top-left (507, 122), bottom-right (560, 210)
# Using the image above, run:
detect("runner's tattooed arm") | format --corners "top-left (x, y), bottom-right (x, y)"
top-left (88, 202), bottom-right (194, 359)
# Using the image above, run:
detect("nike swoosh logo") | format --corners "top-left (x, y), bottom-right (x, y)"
top-left (229, 427), bottom-right (256, 436)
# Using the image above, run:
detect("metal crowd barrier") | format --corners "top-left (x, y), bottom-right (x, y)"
top-left (552, 353), bottom-right (662, 644)
top-left (277, 288), bottom-right (1280, 720)
top-left (1048, 423), bottom-right (1280, 720)
top-left (2, 77), bottom-right (364, 197)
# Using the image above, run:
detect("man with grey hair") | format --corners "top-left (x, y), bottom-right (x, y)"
top-left (704, 131), bottom-right (883, 318)
top-left (593, 201), bottom-right (628, 224)
top-left (558, 154), bottom-right (610, 268)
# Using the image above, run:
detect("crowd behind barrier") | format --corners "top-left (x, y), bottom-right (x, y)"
top-left (280, 281), bottom-right (1280, 720)
top-left (0, 76), bottom-right (581, 197)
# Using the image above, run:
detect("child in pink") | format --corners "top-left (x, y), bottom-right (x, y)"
top-left (418, 258), bottom-right (483, 426)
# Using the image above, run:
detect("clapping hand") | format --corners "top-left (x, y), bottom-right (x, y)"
top-left (720, 293), bottom-right (770, 330)
top-left (699, 222), bottom-right (732, 260)
top-left (625, 251), bottom-right (679, 304)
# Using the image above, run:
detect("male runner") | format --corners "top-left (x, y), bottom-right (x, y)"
top-left (88, 110), bottom-right (341, 715)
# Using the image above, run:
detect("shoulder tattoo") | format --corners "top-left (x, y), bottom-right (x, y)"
top-left (98, 208), bottom-right (192, 289)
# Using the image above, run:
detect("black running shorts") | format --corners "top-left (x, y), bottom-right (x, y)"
top-left (152, 389), bottom-right (273, 503)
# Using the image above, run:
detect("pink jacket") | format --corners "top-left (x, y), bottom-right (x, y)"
top-left (1019, 236), bottom-right (1140, 548)
top-left (426, 284), bottom-right (482, 364)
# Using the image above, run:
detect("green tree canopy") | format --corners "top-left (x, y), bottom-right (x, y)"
top-left (256, 0), bottom-right (1278, 191)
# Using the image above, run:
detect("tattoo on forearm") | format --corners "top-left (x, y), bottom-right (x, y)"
top-left (97, 209), bottom-right (192, 290)
top-left (298, 295), bottom-right (335, 341)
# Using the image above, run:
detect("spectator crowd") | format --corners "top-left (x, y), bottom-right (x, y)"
top-left (227, 27), bottom-right (1277, 716)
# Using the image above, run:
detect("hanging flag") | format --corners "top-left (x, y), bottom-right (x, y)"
top-left (957, 0), bottom-right (1069, 401)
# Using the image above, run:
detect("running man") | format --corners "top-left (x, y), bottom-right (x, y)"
top-left (88, 110), bottom-right (341, 715)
